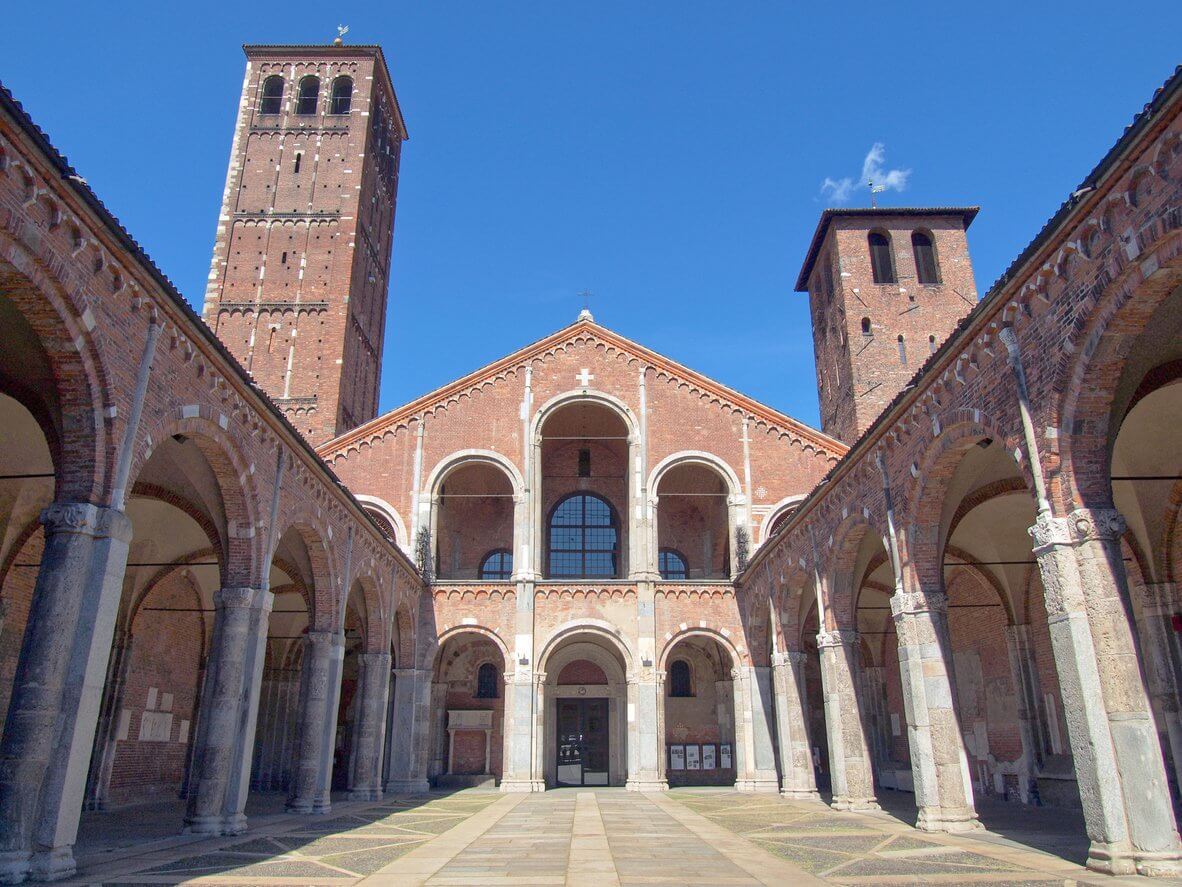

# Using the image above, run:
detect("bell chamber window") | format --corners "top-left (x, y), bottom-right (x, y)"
top-left (479, 549), bottom-right (513, 581)
top-left (658, 548), bottom-right (688, 580)
top-left (296, 76), bottom-right (320, 115)
top-left (868, 231), bottom-right (897, 284)
top-left (329, 76), bottom-right (353, 115)
top-left (548, 493), bottom-right (619, 578)
top-left (912, 230), bottom-right (940, 284)
top-left (475, 662), bottom-right (499, 699)
top-left (259, 76), bottom-right (284, 114)
top-left (669, 659), bottom-right (693, 697)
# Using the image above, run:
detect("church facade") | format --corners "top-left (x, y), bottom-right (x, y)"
top-left (0, 42), bottom-right (1180, 882)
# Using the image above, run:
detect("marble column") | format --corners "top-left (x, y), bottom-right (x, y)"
top-left (84, 631), bottom-right (134, 811)
top-left (384, 667), bottom-right (431, 792)
top-left (348, 652), bottom-right (391, 800)
top-left (891, 590), bottom-right (980, 832)
top-left (626, 576), bottom-right (666, 791)
top-left (0, 503), bottom-right (133, 884)
top-left (286, 630), bottom-right (341, 814)
top-left (183, 586), bottom-right (273, 836)
top-left (734, 666), bottom-right (779, 792)
top-left (816, 628), bottom-right (878, 811)
top-left (772, 651), bottom-right (820, 800)
top-left (502, 577), bottom-right (543, 792)
top-left (1031, 508), bottom-right (1182, 877)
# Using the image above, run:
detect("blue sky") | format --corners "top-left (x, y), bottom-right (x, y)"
top-left (3, 3), bottom-right (1179, 426)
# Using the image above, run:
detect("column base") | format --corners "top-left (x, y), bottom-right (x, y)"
top-left (285, 798), bottom-right (314, 815)
top-left (735, 778), bottom-right (780, 793)
top-left (384, 778), bottom-right (431, 793)
top-left (182, 812), bottom-right (247, 836)
top-left (499, 779), bottom-right (546, 793)
top-left (28, 848), bottom-right (74, 883)
top-left (830, 795), bottom-right (880, 812)
top-left (312, 797), bottom-right (332, 815)
top-left (1134, 849), bottom-right (1182, 878)
top-left (625, 778), bottom-right (668, 792)
top-left (347, 788), bottom-right (383, 801)
top-left (0, 850), bottom-right (30, 886)
top-left (780, 788), bottom-right (822, 802)
top-left (916, 805), bottom-right (982, 834)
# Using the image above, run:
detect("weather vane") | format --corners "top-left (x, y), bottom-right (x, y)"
top-left (868, 179), bottom-right (885, 208)
top-left (577, 290), bottom-right (594, 322)
top-left (333, 24), bottom-right (350, 46)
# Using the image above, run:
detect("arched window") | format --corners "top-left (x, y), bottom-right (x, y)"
top-left (548, 493), bottom-right (618, 578)
top-left (928, 334), bottom-right (937, 353)
top-left (330, 76), bottom-right (353, 115)
top-left (296, 76), bottom-right (320, 116)
top-left (897, 334), bottom-right (907, 365)
top-left (479, 549), bottom-right (513, 580)
top-left (669, 659), bottom-right (693, 697)
top-left (861, 316), bottom-right (872, 336)
top-left (475, 662), bottom-right (499, 699)
top-left (658, 549), bottom-right (688, 580)
top-left (911, 230), bottom-right (940, 284)
top-left (868, 231), bottom-right (896, 284)
top-left (259, 75), bottom-right (284, 114)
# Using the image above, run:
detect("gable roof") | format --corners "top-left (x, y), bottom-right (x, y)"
top-left (319, 318), bottom-right (847, 457)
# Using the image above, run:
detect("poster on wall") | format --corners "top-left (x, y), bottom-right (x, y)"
top-left (720, 743), bottom-right (733, 769)
top-left (686, 744), bottom-right (701, 770)
top-left (702, 744), bottom-right (717, 770)
top-left (670, 745), bottom-right (686, 770)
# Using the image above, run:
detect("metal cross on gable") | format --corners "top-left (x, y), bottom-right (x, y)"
top-left (577, 368), bottom-right (594, 388)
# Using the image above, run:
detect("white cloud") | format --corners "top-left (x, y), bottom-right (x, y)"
top-left (820, 142), bottom-right (911, 204)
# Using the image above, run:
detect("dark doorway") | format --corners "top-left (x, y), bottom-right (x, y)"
top-left (556, 699), bottom-right (609, 786)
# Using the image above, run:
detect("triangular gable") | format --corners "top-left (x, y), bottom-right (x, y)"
top-left (319, 319), bottom-right (847, 458)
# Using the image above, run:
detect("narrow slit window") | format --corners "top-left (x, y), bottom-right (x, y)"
top-left (577, 448), bottom-right (591, 478)
top-left (897, 334), bottom-right (907, 365)
top-left (861, 316), bottom-right (871, 336)
top-left (929, 334), bottom-right (937, 353)
top-left (293, 152), bottom-right (302, 173)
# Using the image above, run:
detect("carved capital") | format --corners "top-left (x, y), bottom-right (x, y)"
top-left (1067, 507), bottom-right (1126, 543)
top-left (890, 589), bottom-right (948, 619)
top-left (305, 629), bottom-right (341, 652)
top-left (358, 651), bottom-right (392, 670)
top-left (41, 501), bottom-right (133, 543)
top-left (215, 586), bottom-right (273, 612)
top-left (997, 324), bottom-right (1021, 364)
top-left (1028, 511), bottom-right (1072, 552)
top-left (772, 651), bottom-right (808, 667)
top-left (816, 628), bottom-right (858, 649)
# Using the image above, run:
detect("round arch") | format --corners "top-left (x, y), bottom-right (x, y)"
top-left (428, 624), bottom-right (511, 673)
top-left (530, 389), bottom-right (639, 444)
top-left (657, 626), bottom-right (743, 673)
top-left (761, 495), bottom-right (808, 545)
top-left (537, 619), bottom-right (635, 675)
top-left (354, 494), bottom-right (409, 551)
top-left (646, 450), bottom-right (741, 500)
top-left (269, 519), bottom-right (337, 631)
top-left (424, 449), bottom-right (525, 497)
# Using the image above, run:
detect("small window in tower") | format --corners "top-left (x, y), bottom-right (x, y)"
top-left (296, 76), bottom-right (320, 115)
top-left (868, 231), bottom-right (897, 284)
top-left (861, 316), bottom-right (871, 336)
top-left (280, 251), bottom-right (287, 265)
top-left (577, 448), bottom-right (591, 478)
top-left (293, 152), bottom-right (302, 174)
top-left (330, 76), bottom-right (353, 115)
top-left (259, 75), bottom-right (284, 114)
top-left (929, 334), bottom-right (937, 353)
top-left (912, 230), bottom-right (940, 284)
top-left (897, 334), bottom-right (907, 365)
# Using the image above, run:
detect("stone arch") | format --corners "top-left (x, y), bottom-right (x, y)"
top-left (428, 624), bottom-right (510, 673)
top-left (530, 388), bottom-right (639, 444)
top-left (425, 449), bottom-right (525, 497)
top-left (658, 625), bottom-right (742, 673)
top-left (826, 515), bottom-right (889, 630)
top-left (538, 619), bottom-right (635, 675)
top-left (269, 519), bottom-right (337, 631)
top-left (354, 494), bottom-right (408, 550)
top-left (761, 495), bottom-right (808, 545)
top-left (392, 602), bottom-right (415, 667)
top-left (428, 450), bottom-right (521, 581)
top-left (646, 450), bottom-right (741, 500)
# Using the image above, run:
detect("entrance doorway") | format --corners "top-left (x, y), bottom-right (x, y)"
top-left (556, 699), bottom-right (609, 786)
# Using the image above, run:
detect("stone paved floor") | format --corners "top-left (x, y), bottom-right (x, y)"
top-left (63, 788), bottom-right (1164, 886)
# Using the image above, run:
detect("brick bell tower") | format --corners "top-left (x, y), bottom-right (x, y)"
top-left (796, 207), bottom-right (979, 443)
top-left (203, 42), bottom-right (406, 445)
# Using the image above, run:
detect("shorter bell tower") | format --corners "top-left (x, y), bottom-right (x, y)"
top-left (796, 207), bottom-right (979, 443)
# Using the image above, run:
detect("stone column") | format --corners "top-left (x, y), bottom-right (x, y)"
top-left (627, 575), bottom-right (665, 791)
top-left (772, 651), bottom-right (819, 800)
top-left (183, 585), bottom-right (273, 836)
top-left (84, 631), bottom-right (134, 811)
top-left (891, 590), bottom-right (980, 832)
top-left (348, 652), bottom-right (391, 800)
top-left (1031, 508), bottom-right (1182, 877)
top-left (816, 628), bottom-right (878, 811)
top-left (734, 666), bottom-right (779, 791)
top-left (0, 503), bottom-right (133, 883)
top-left (502, 577), bottom-right (544, 791)
top-left (1003, 624), bottom-right (1043, 801)
top-left (1136, 582), bottom-right (1182, 800)
top-left (384, 667), bottom-right (431, 792)
top-left (286, 630), bottom-right (340, 814)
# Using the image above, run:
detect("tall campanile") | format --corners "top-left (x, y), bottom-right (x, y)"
top-left (204, 42), bottom-right (406, 445)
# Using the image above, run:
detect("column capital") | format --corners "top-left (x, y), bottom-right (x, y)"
top-left (215, 586), bottom-right (273, 612)
top-left (358, 651), bottom-right (391, 668)
top-left (41, 501), bottom-right (132, 543)
top-left (1029, 507), bottom-right (1126, 552)
top-left (392, 666), bottom-right (428, 679)
top-left (773, 651), bottom-right (808, 667)
top-left (890, 589), bottom-right (948, 619)
top-left (304, 629), bottom-right (341, 651)
top-left (816, 628), bottom-right (858, 649)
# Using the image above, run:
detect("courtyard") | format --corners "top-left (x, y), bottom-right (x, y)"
top-left (61, 788), bottom-right (1151, 886)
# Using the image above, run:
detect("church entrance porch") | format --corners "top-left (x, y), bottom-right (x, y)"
top-left (556, 698), bottom-right (610, 786)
